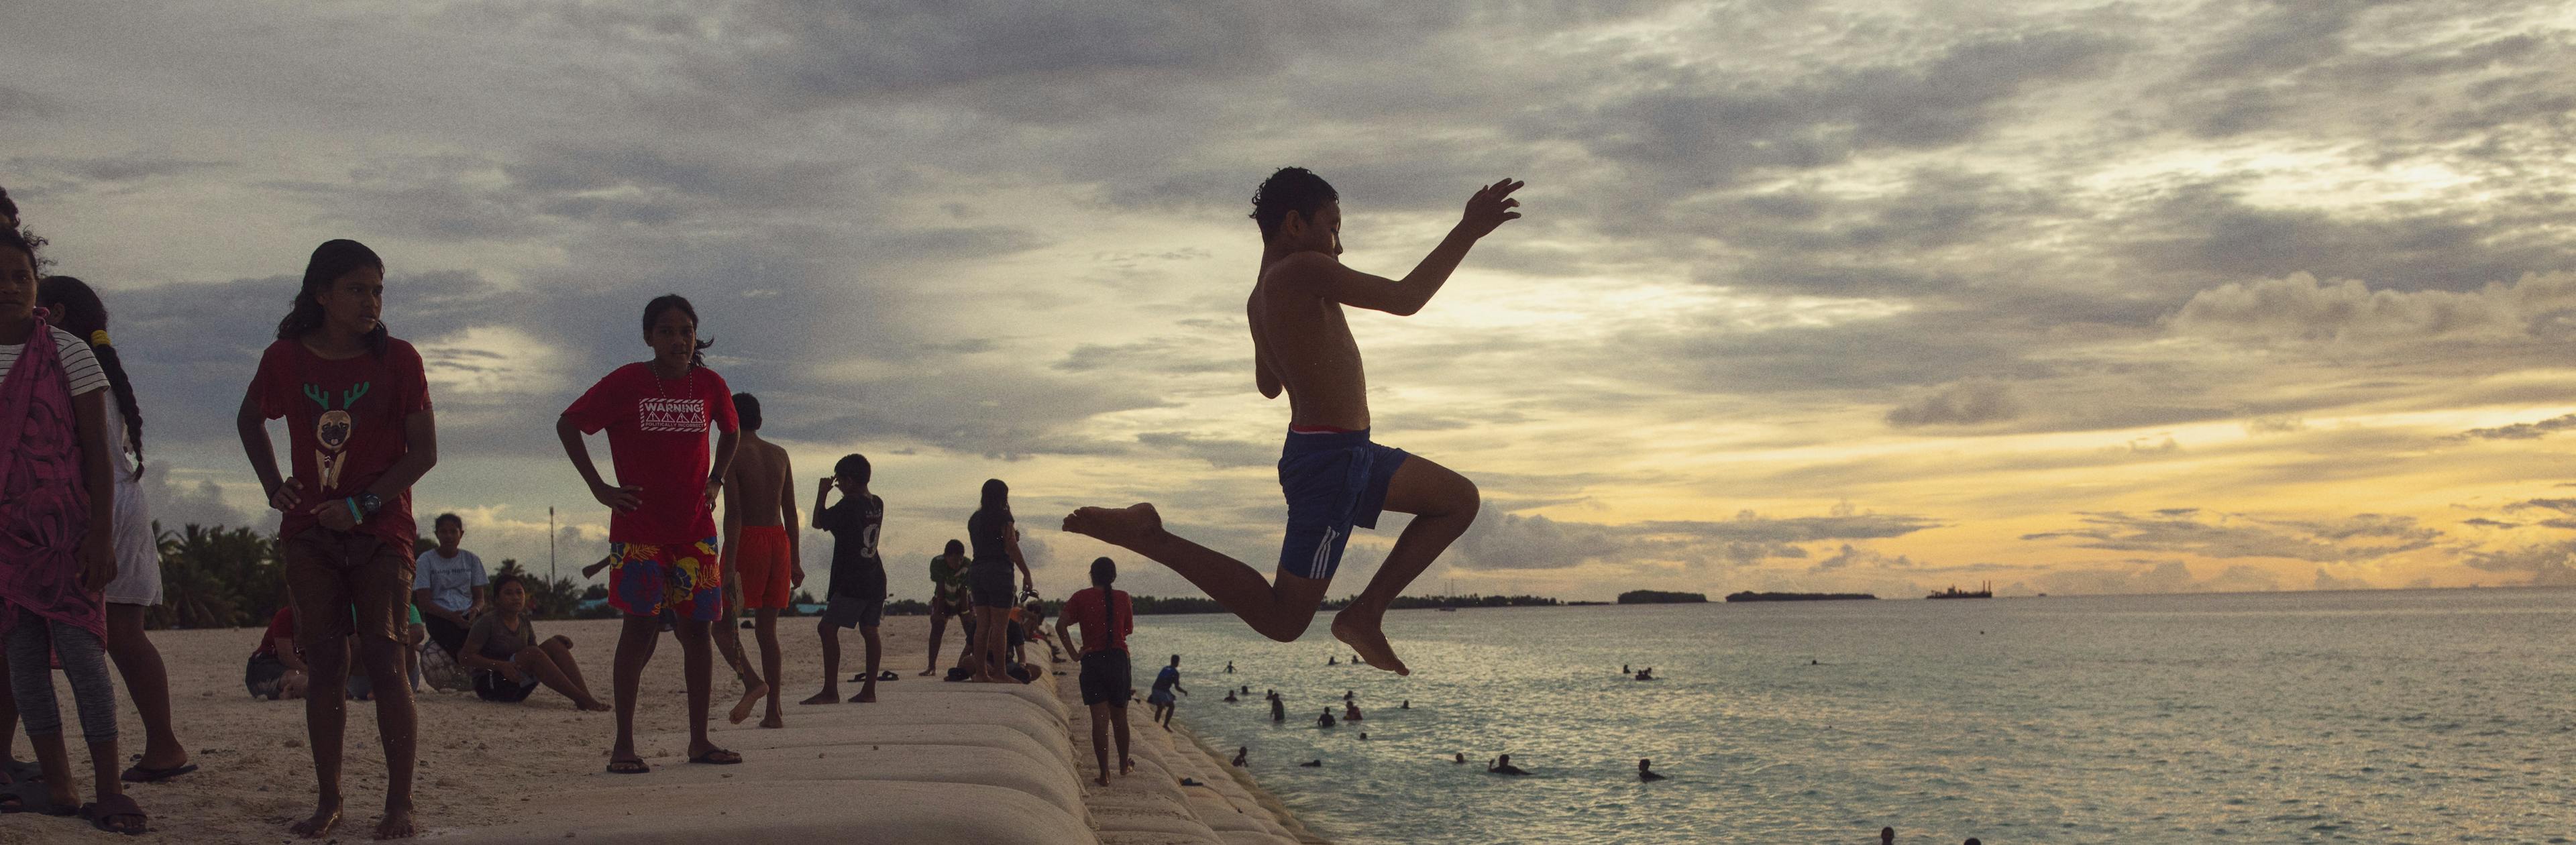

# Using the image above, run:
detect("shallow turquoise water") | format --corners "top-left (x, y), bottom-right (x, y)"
top-left (1135, 589), bottom-right (2576, 844)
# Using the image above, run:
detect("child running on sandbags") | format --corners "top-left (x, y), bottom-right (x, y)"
top-left (1067, 168), bottom-right (1524, 675)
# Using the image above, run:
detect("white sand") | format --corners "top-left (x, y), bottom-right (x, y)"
top-left (0, 616), bottom-right (1318, 844)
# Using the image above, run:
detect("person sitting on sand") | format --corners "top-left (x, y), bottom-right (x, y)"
top-left (1487, 754), bottom-right (1529, 775)
top-left (805, 454), bottom-right (885, 706)
top-left (454, 575), bottom-right (609, 710)
top-left (1638, 758), bottom-right (1666, 782)
top-left (1063, 172), bottom-right (1522, 679)
top-left (1232, 746), bottom-right (1247, 767)
top-left (246, 605), bottom-right (310, 700)
top-left (1343, 702), bottom-right (1362, 722)
top-left (1057, 556), bottom-right (1136, 786)
top-left (922, 541), bottom-right (969, 675)
top-left (1147, 654), bottom-right (1187, 730)
top-left (1317, 709), bottom-right (1336, 728)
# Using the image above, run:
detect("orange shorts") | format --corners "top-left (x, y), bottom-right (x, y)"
top-left (735, 525), bottom-right (793, 610)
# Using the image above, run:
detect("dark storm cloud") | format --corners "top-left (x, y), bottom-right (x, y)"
top-left (7, 155), bottom-right (227, 186)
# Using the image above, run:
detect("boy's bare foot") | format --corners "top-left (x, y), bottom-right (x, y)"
top-left (290, 799), bottom-right (341, 838)
top-left (916, 669), bottom-right (936, 676)
top-left (851, 687), bottom-right (876, 703)
top-left (1093, 771), bottom-right (1112, 787)
top-left (798, 689), bottom-right (838, 705)
top-left (728, 681), bottom-right (769, 724)
top-left (374, 799), bottom-right (415, 840)
top-left (1119, 756), bottom-right (1134, 775)
top-left (1332, 608), bottom-right (1410, 676)
top-left (1063, 504), bottom-right (1164, 549)
top-left (578, 698), bottom-right (612, 712)
top-left (759, 714), bottom-right (785, 729)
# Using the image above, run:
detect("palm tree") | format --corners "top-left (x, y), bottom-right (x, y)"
top-left (155, 522), bottom-right (284, 629)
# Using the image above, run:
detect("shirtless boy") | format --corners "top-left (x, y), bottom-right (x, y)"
top-left (1067, 168), bottom-right (1522, 675)
top-left (720, 392), bottom-right (798, 728)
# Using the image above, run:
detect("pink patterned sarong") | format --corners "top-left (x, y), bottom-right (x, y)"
top-left (0, 315), bottom-right (103, 639)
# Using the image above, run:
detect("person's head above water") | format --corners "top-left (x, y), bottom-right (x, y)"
top-left (1090, 556), bottom-right (1116, 589)
top-left (1250, 166), bottom-right (1340, 256)
top-left (835, 453), bottom-right (871, 489)
top-left (640, 293), bottom-right (710, 369)
top-left (1879, 827), bottom-right (1894, 844)
top-left (1640, 758), bottom-right (1652, 770)
top-left (733, 392), bottom-right (762, 432)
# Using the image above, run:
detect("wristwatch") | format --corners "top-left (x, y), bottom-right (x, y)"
top-left (355, 492), bottom-right (384, 518)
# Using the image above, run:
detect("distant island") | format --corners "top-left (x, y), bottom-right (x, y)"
top-left (1617, 590), bottom-right (1709, 604)
top-left (1723, 592), bottom-right (1878, 602)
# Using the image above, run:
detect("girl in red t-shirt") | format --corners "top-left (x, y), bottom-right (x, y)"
top-left (237, 239), bottom-right (437, 840)
top-left (557, 294), bottom-right (742, 775)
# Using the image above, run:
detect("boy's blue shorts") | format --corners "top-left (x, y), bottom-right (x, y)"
top-left (1275, 428), bottom-right (1409, 581)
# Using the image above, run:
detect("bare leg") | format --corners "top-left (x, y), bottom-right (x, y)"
top-left (1111, 705), bottom-right (1132, 775)
top-left (30, 730), bottom-right (74, 810)
top-left (405, 624), bottom-right (424, 691)
top-left (104, 604), bottom-right (187, 771)
top-left (1086, 702), bottom-right (1114, 786)
top-left (1064, 504), bottom-right (1332, 642)
top-left (0, 653), bottom-right (19, 775)
top-left (294, 637), bottom-right (350, 838)
top-left (86, 738), bottom-right (129, 826)
top-left (754, 608), bottom-right (784, 727)
top-left (802, 618), bottom-right (840, 705)
top-left (853, 626), bottom-right (880, 702)
top-left (920, 610), bottom-right (948, 675)
top-left (1330, 457), bottom-right (1479, 676)
top-left (672, 619), bottom-right (728, 761)
top-left (714, 588), bottom-right (766, 725)
top-left (541, 637), bottom-right (592, 695)
top-left (515, 648), bottom-right (609, 711)
top-left (607, 614), bottom-right (660, 770)
top-left (357, 636), bottom-right (417, 839)
top-left (973, 606), bottom-right (1012, 682)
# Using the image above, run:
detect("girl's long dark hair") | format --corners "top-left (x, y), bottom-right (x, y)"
top-left (979, 478), bottom-right (1012, 526)
top-left (276, 239), bottom-right (388, 356)
top-left (643, 294), bottom-right (714, 366)
top-left (38, 276), bottom-right (145, 480)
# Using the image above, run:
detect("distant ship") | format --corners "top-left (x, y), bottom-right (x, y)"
top-left (1927, 581), bottom-right (1993, 600)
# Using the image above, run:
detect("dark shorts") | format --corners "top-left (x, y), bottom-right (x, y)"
top-left (1276, 428), bottom-right (1409, 581)
top-left (472, 669), bottom-right (538, 703)
top-left (423, 614), bottom-right (470, 658)
top-left (245, 653), bottom-right (290, 699)
top-left (822, 593), bottom-right (883, 630)
top-left (282, 528), bottom-right (415, 646)
top-left (969, 559), bottom-right (1015, 608)
top-left (1079, 651), bottom-right (1131, 707)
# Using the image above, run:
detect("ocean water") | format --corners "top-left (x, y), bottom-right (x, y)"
top-left (1136, 589), bottom-right (2576, 844)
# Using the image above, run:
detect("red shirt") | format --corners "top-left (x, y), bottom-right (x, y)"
top-left (561, 363), bottom-right (737, 545)
top-left (1061, 587), bottom-right (1133, 655)
top-left (249, 338), bottom-right (432, 551)
top-left (251, 606), bottom-right (297, 658)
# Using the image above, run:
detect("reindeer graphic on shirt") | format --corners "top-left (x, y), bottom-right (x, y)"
top-left (303, 381), bottom-right (372, 490)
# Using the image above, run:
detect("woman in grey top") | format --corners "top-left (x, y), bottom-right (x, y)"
top-left (457, 575), bottom-right (608, 710)
top-left (964, 479), bottom-right (1032, 683)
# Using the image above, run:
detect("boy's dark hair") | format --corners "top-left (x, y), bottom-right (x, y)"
top-left (1250, 167), bottom-right (1337, 241)
top-left (835, 453), bottom-right (871, 486)
top-left (733, 392), bottom-right (761, 431)
top-left (35, 276), bottom-right (145, 480)
top-left (491, 572), bottom-right (525, 596)
top-left (0, 227), bottom-right (34, 276)
top-left (277, 239), bottom-right (390, 356)
top-left (1169, 654), bottom-right (1181, 665)
top-left (643, 294), bottom-right (714, 365)
top-left (1089, 555), bottom-right (1115, 588)
top-left (945, 539), bottom-right (965, 556)
top-left (434, 512), bottom-right (464, 530)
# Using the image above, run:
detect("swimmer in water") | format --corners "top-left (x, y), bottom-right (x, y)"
top-left (1400, 699), bottom-right (1409, 710)
top-left (1225, 661), bottom-right (1234, 673)
top-left (1327, 655), bottom-right (1338, 665)
top-left (1317, 709), bottom-right (1336, 728)
top-left (1359, 732), bottom-right (1368, 740)
top-left (1879, 827), bottom-right (1894, 844)
top-left (1638, 758), bottom-right (1666, 782)
top-left (1621, 663), bottom-right (1629, 674)
top-left (1633, 667), bottom-right (1655, 680)
top-left (1271, 693), bottom-right (1285, 722)
top-left (1232, 746), bottom-right (1248, 767)
top-left (1343, 689), bottom-right (1354, 703)
top-left (1298, 759), bottom-right (1322, 767)
top-left (1452, 752), bottom-right (1466, 765)
top-left (1487, 754), bottom-right (1529, 775)
top-left (1224, 689), bottom-right (1239, 702)
top-left (1344, 702), bottom-right (1363, 721)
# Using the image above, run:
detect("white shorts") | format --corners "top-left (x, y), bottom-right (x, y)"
top-left (103, 481), bottom-right (162, 606)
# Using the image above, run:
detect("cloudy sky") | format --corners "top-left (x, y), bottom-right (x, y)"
top-left (9, 0), bottom-right (2576, 602)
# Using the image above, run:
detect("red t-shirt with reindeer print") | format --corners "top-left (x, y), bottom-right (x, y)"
top-left (251, 337), bottom-right (433, 551)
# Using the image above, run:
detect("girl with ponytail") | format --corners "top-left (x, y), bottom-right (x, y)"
top-left (37, 275), bottom-right (195, 787)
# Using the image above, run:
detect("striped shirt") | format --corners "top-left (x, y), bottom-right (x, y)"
top-left (0, 326), bottom-right (108, 398)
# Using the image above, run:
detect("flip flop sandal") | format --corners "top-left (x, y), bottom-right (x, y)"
top-left (0, 778), bottom-right (71, 816)
top-left (80, 793), bottom-right (148, 836)
top-left (604, 758), bottom-right (651, 775)
top-left (119, 763), bottom-right (198, 783)
top-left (688, 748), bottom-right (743, 765)
top-left (875, 671), bottom-right (900, 681)
top-left (0, 757), bottom-right (39, 783)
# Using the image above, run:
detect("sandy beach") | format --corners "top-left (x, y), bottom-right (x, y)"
top-left (0, 615), bottom-right (1315, 844)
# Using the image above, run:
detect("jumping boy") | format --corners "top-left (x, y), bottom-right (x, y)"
top-left (1066, 168), bottom-right (1523, 675)
top-left (804, 454), bottom-right (884, 704)
top-left (557, 294), bottom-right (742, 773)
top-left (719, 392), bottom-right (796, 728)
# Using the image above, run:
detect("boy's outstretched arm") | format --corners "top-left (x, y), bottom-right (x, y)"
top-left (1293, 178), bottom-right (1524, 317)
top-left (1250, 296), bottom-right (1283, 399)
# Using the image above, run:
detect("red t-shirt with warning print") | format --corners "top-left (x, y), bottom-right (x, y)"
top-left (561, 362), bottom-right (737, 545)
top-left (249, 338), bottom-right (433, 551)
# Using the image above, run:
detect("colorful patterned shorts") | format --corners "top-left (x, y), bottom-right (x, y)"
top-left (608, 538), bottom-right (723, 622)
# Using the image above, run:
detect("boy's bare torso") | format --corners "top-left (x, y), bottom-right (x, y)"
top-left (733, 437), bottom-right (790, 526)
top-left (1250, 257), bottom-right (1370, 431)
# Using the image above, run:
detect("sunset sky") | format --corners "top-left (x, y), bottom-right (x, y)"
top-left (9, 1), bottom-right (2576, 602)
